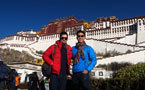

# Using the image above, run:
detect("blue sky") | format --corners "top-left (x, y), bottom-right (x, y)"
top-left (0, 0), bottom-right (145, 39)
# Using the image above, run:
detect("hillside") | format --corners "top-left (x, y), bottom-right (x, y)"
top-left (0, 48), bottom-right (34, 63)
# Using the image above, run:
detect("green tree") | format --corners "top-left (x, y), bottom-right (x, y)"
top-left (115, 63), bottom-right (145, 79)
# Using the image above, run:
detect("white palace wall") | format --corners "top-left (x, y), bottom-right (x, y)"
top-left (29, 34), bottom-right (143, 54)
top-left (138, 42), bottom-right (145, 46)
top-left (113, 34), bottom-right (136, 45)
top-left (86, 39), bottom-right (144, 54)
top-left (97, 49), bottom-right (145, 66)
top-left (29, 35), bottom-right (77, 51)
top-left (29, 34), bottom-right (59, 51)
top-left (137, 19), bottom-right (145, 43)
top-left (1, 33), bottom-right (144, 59)
top-left (1, 36), bottom-right (37, 45)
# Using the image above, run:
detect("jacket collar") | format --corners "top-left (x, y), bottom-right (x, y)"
top-left (55, 40), bottom-right (62, 48)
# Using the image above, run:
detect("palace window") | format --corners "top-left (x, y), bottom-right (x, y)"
top-left (112, 23), bottom-right (114, 26)
top-left (139, 20), bottom-right (141, 25)
top-left (112, 29), bottom-right (114, 33)
top-left (123, 21), bottom-right (125, 25)
top-left (99, 71), bottom-right (103, 76)
top-left (143, 19), bottom-right (145, 25)
top-left (124, 21), bottom-right (126, 24)
top-left (120, 29), bottom-right (122, 32)
top-left (126, 21), bottom-right (127, 24)
top-left (96, 23), bottom-right (97, 27)
top-left (114, 23), bottom-right (116, 26)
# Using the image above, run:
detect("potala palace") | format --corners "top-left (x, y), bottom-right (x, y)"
top-left (1, 15), bottom-right (145, 66)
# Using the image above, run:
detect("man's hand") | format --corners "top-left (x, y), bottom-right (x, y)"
top-left (48, 78), bottom-right (50, 83)
top-left (82, 70), bottom-right (88, 74)
top-left (67, 75), bottom-right (72, 80)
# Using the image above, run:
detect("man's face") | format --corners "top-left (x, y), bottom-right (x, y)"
top-left (77, 32), bottom-right (86, 43)
top-left (60, 34), bottom-right (68, 44)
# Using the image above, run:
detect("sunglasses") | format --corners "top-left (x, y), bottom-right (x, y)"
top-left (61, 37), bottom-right (68, 40)
top-left (77, 35), bottom-right (84, 37)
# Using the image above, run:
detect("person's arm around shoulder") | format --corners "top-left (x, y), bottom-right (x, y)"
top-left (42, 45), bottom-right (54, 65)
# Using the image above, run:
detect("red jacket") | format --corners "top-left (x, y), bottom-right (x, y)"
top-left (42, 40), bottom-right (72, 75)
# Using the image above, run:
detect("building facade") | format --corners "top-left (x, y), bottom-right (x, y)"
top-left (0, 15), bottom-right (145, 63)
top-left (1, 15), bottom-right (145, 79)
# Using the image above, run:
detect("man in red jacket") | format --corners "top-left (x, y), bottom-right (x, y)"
top-left (42, 32), bottom-right (72, 90)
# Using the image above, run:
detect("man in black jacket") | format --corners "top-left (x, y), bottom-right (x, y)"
top-left (0, 60), bottom-right (11, 90)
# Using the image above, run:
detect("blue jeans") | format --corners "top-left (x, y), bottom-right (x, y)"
top-left (49, 74), bottom-right (67, 90)
top-left (72, 72), bottom-right (90, 90)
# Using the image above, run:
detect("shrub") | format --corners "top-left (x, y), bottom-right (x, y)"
top-left (89, 78), bottom-right (145, 90)
top-left (103, 50), bottom-right (121, 58)
top-left (97, 62), bottom-right (132, 71)
top-left (115, 63), bottom-right (145, 79)
top-left (125, 49), bottom-right (132, 53)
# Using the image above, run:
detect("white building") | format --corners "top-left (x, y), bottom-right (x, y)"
top-left (7, 62), bottom-right (42, 83)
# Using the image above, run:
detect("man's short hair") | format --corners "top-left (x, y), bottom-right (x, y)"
top-left (60, 32), bottom-right (68, 39)
top-left (76, 30), bottom-right (86, 36)
top-left (60, 32), bottom-right (68, 37)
